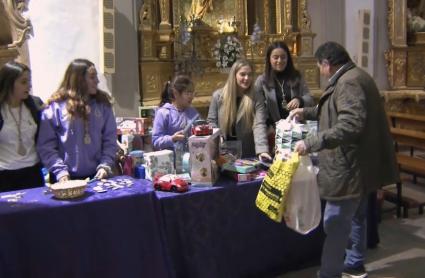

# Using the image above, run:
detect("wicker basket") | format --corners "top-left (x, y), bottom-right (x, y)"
top-left (50, 180), bottom-right (87, 199)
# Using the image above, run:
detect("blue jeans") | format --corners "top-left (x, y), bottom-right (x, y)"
top-left (319, 195), bottom-right (368, 278)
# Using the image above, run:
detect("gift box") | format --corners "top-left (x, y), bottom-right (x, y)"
top-left (188, 128), bottom-right (220, 186)
top-left (221, 159), bottom-right (260, 174)
top-left (223, 169), bottom-right (267, 182)
top-left (143, 150), bottom-right (174, 180)
top-left (116, 117), bottom-right (151, 135)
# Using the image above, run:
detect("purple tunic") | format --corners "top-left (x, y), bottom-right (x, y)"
top-left (37, 100), bottom-right (117, 180)
top-left (152, 103), bottom-right (199, 150)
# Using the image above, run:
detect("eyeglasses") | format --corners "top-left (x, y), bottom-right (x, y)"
top-left (182, 91), bottom-right (197, 97)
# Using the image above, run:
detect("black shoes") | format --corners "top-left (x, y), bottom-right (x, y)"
top-left (342, 265), bottom-right (368, 278)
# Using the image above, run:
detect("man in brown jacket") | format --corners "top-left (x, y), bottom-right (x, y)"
top-left (290, 41), bottom-right (399, 278)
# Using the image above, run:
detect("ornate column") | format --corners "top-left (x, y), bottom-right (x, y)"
top-left (298, 0), bottom-right (315, 57)
top-left (0, 0), bottom-right (33, 66)
top-left (158, 0), bottom-right (173, 60)
top-left (385, 0), bottom-right (408, 89)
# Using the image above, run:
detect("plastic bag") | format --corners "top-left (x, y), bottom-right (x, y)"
top-left (283, 155), bottom-right (321, 234)
top-left (255, 153), bottom-right (300, 222)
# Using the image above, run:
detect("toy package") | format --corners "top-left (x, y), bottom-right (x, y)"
top-left (188, 128), bottom-right (220, 186)
top-left (143, 150), bottom-right (174, 180)
top-left (116, 117), bottom-right (151, 135)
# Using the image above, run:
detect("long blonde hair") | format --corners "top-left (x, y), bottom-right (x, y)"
top-left (219, 59), bottom-right (255, 136)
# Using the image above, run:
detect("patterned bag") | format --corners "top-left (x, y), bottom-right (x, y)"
top-left (255, 153), bottom-right (300, 222)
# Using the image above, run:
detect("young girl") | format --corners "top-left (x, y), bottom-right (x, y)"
top-left (37, 59), bottom-right (117, 182)
top-left (0, 61), bottom-right (45, 191)
top-left (152, 75), bottom-right (199, 151)
top-left (208, 59), bottom-right (271, 160)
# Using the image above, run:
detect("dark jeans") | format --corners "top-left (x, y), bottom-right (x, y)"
top-left (0, 163), bottom-right (44, 192)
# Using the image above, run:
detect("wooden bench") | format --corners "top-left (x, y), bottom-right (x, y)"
top-left (387, 112), bottom-right (425, 132)
top-left (386, 125), bottom-right (425, 218)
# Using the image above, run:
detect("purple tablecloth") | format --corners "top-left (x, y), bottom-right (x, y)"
top-left (0, 177), bottom-right (171, 278)
top-left (155, 177), bottom-right (325, 278)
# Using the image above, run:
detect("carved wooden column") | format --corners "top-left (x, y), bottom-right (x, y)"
top-left (283, 0), bottom-right (292, 32)
top-left (0, 0), bottom-right (32, 66)
top-left (385, 0), bottom-right (408, 89)
top-left (298, 0), bottom-right (315, 57)
top-left (139, 0), bottom-right (173, 106)
top-left (158, 0), bottom-right (173, 60)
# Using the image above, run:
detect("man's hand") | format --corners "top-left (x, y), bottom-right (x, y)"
top-left (294, 140), bottom-right (308, 155)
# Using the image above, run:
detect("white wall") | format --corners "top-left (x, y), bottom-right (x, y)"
top-left (309, 0), bottom-right (389, 89)
top-left (27, 1), bottom-right (103, 101)
top-left (345, 0), bottom-right (373, 66)
top-left (27, 0), bottom-right (142, 116)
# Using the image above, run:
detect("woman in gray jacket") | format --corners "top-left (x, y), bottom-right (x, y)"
top-left (255, 41), bottom-right (314, 126)
top-left (207, 59), bottom-right (271, 160)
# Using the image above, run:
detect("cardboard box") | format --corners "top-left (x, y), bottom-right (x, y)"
top-left (188, 128), bottom-right (220, 186)
top-left (143, 150), bottom-right (174, 180)
top-left (116, 117), bottom-right (151, 135)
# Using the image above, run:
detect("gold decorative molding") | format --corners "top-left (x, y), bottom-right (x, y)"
top-left (139, 0), bottom-right (318, 106)
top-left (381, 90), bottom-right (425, 115)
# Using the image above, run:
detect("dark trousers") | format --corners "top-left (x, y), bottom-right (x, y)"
top-left (367, 191), bottom-right (380, 248)
top-left (0, 163), bottom-right (44, 192)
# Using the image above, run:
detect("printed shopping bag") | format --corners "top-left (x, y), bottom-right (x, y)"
top-left (255, 152), bottom-right (300, 222)
top-left (283, 155), bottom-right (321, 234)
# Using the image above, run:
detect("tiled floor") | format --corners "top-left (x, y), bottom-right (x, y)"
top-left (278, 209), bottom-right (425, 278)
top-left (277, 172), bottom-right (425, 278)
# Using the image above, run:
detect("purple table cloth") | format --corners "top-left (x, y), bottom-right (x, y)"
top-left (155, 177), bottom-right (325, 278)
top-left (0, 177), bottom-right (172, 278)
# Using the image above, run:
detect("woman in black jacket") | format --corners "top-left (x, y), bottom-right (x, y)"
top-left (0, 61), bottom-right (45, 192)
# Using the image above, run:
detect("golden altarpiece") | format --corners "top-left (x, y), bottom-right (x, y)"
top-left (0, 0), bottom-right (32, 67)
top-left (385, 0), bottom-right (425, 114)
top-left (138, 0), bottom-right (318, 111)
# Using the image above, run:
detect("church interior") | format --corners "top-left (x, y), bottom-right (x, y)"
top-left (1, 0), bottom-right (425, 277)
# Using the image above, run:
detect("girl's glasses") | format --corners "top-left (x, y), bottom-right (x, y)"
top-left (183, 91), bottom-right (196, 97)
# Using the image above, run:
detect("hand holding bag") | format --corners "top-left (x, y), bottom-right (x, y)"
top-left (255, 153), bottom-right (300, 222)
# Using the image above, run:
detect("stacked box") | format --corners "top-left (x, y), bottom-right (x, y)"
top-left (143, 150), bottom-right (174, 180)
top-left (275, 120), bottom-right (306, 156)
top-left (221, 159), bottom-right (260, 174)
top-left (116, 117), bottom-right (151, 135)
top-left (188, 128), bottom-right (220, 186)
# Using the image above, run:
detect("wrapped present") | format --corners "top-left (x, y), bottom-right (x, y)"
top-left (221, 158), bottom-right (260, 174)
top-left (189, 128), bottom-right (220, 186)
top-left (116, 117), bottom-right (151, 135)
top-left (143, 150), bottom-right (174, 180)
top-left (275, 119), bottom-right (308, 157)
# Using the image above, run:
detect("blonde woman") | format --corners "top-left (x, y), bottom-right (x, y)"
top-left (207, 59), bottom-right (271, 160)
top-left (37, 59), bottom-right (117, 183)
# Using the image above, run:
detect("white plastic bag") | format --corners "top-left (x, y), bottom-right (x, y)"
top-left (283, 155), bottom-right (321, 234)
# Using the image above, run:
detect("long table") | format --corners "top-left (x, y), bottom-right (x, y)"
top-left (0, 177), bottom-right (324, 278)
top-left (156, 178), bottom-right (324, 278)
top-left (0, 178), bottom-right (171, 278)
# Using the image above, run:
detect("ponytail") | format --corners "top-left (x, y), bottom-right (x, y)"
top-left (158, 75), bottom-right (194, 107)
top-left (159, 81), bottom-right (172, 107)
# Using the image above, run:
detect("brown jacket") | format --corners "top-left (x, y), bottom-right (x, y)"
top-left (303, 62), bottom-right (399, 200)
